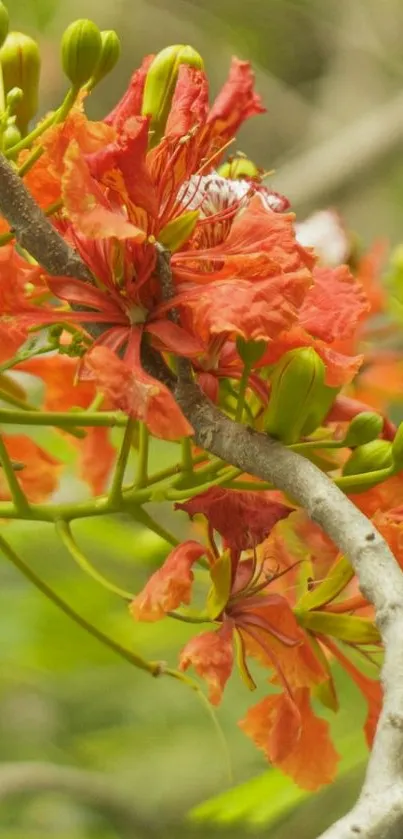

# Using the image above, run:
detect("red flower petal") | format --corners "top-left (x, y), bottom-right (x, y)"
top-left (62, 141), bottom-right (146, 241)
top-left (145, 319), bottom-right (203, 356)
top-left (239, 691), bottom-right (301, 763)
top-left (176, 487), bottom-right (293, 550)
top-left (207, 57), bottom-right (266, 143)
top-left (179, 621), bottom-right (234, 705)
top-left (299, 265), bottom-right (369, 343)
top-left (165, 64), bottom-right (209, 139)
top-left (104, 56), bottom-right (154, 129)
top-left (130, 540), bottom-right (206, 621)
top-left (240, 687), bottom-right (339, 790)
top-left (83, 346), bottom-right (193, 441)
top-left (86, 116), bottom-right (158, 218)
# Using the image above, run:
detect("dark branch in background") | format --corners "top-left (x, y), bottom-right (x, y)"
top-left (1, 151), bottom-right (403, 838)
top-left (0, 154), bottom-right (92, 281)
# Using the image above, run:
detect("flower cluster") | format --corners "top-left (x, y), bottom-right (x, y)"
top-left (1, 17), bottom-right (403, 794)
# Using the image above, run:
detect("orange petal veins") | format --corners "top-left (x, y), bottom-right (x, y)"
top-left (130, 540), bottom-right (206, 621)
top-left (299, 265), bottom-right (369, 343)
top-left (239, 691), bottom-right (301, 763)
top-left (179, 621), bottom-right (234, 705)
top-left (240, 688), bottom-right (339, 790)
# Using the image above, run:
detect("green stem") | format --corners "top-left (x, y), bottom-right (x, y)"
top-left (289, 439), bottom-right (343, 452)
top-left (6, 87), bottom-right (79, 162)
top-left (127, 505), bottom-right (179, 547)
top-left (109, 419), bottom-right (136, 505)
top-left (335, 465), bottom-right (395, 492)
top-left (0, 408), bottom-right (126, 429)
top-left (0, 434), bottom-right (30, 513)
top-left (135, 423), bottom-right (149, 488)
top-left (0, 389), bottom-right (41, 413)
top-left (235, 363), bottom-right (251, 423)
top-left (166, 466), bottom-right (242, 501)
top-left (56, 520), bottom-right (135, 600)
top-left (222, 479), bottom-right (274, 491)
top-left (181, 437), bottom-right (193, 474)
top-left (0, 532), bottom-right (160, 675)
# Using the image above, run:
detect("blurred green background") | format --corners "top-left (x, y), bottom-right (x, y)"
top-left (1, 0), bottom-right (401, 835)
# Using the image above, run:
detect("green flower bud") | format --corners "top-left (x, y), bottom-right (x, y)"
top-left (3, 120), bottom-right (21, 150)
top-left (236, 336), bottom-right (267, 365)
top-left (343, 411), bottom-right (383, 447)
top-left (264, 348), bottom-right (336, 444)
top-left (0, 2), bottom-right (9, 50)
top-left (392, 422), bottom-right (403, 469)
top-left (158, 209), bottom-right (199, 253)
top-left (0, 32), bottom-right (41, 133)
top-left (218, 157), bottom-right (260, 181)
top-left (6, 85), bottom-right (23, 112)
top-left (342, 439), bottom-right (393, 477)
top-left (142, 44), bottom-right (204, 146)
top-left (61, 19), bottom-right (102, 87)
top-left (89, 29), bottom-right (121, 86)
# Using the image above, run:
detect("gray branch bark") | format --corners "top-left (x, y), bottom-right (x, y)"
top-left (0, 154), bottom-right (92, 281)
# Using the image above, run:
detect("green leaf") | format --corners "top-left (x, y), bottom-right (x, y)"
top-left (296, 610), bottom-right (380, 644)
top-left (206, 550), bottom-right (232, 619)
top-left (297, 555), bottom-right (354, 612)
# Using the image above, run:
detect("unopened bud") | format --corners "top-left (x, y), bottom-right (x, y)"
top-left (61, 19), bottom-right (102, 87)
top-left (89, 29), bottom-right (121, 86)
top-left (0, 32), bottom-right (41, 133)
top-left (142, 44), bottom-right (204, 146)
top-left (264, 348), bottom-right (335, 444)
top-left (218, 157), bottom-right (260, 181)
top-left (3, 119), bottom-right (21, 149)
top-left (343, 411), bottom-right (383, 448)
top-left (158, 209), bottom-right (199, 253)
top-left (342, 439), bottom-right (393, 477)
top-left (0, 2), bottom-right (9, 50)
top-left (6, 85), bottom-right (23, 112)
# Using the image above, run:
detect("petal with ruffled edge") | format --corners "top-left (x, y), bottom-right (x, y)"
top-left (62, 141), bottom-right (146, 241)
top-left (176, 487), bottom-right (293, 551)
top-left (240, 687), bottom-right (339, 790)
top-left (206, 58), bottom-right (266, 144)
top-left (131, 540), bottom-right (207, 621)
top-left (299, 265), bottom-right (369, 343)
top-left (179, 621), bottom-right (234, 705)
top-left (173, 199), bottom-right (315, 284)
top-left (239, 691), bottom-right (301, 763)
top-left (85, 116), bottom-right (158, 218)
top-left (104, 56), bottom-right (154, 129)
top-left (82, 345), bottom-right (193, 441)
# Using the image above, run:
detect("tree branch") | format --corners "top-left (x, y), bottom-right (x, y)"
top-left (0, 154), bottom-right (92, 281)
top-left (0, 761), bottom-right (159, 837)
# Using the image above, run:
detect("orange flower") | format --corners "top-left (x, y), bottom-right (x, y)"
top-left (240, 688), bottom-right (339, 790)
top-left (179, 620), bottom-right (234, 705)
top-left (130, 540), bottom-right (207, 621)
